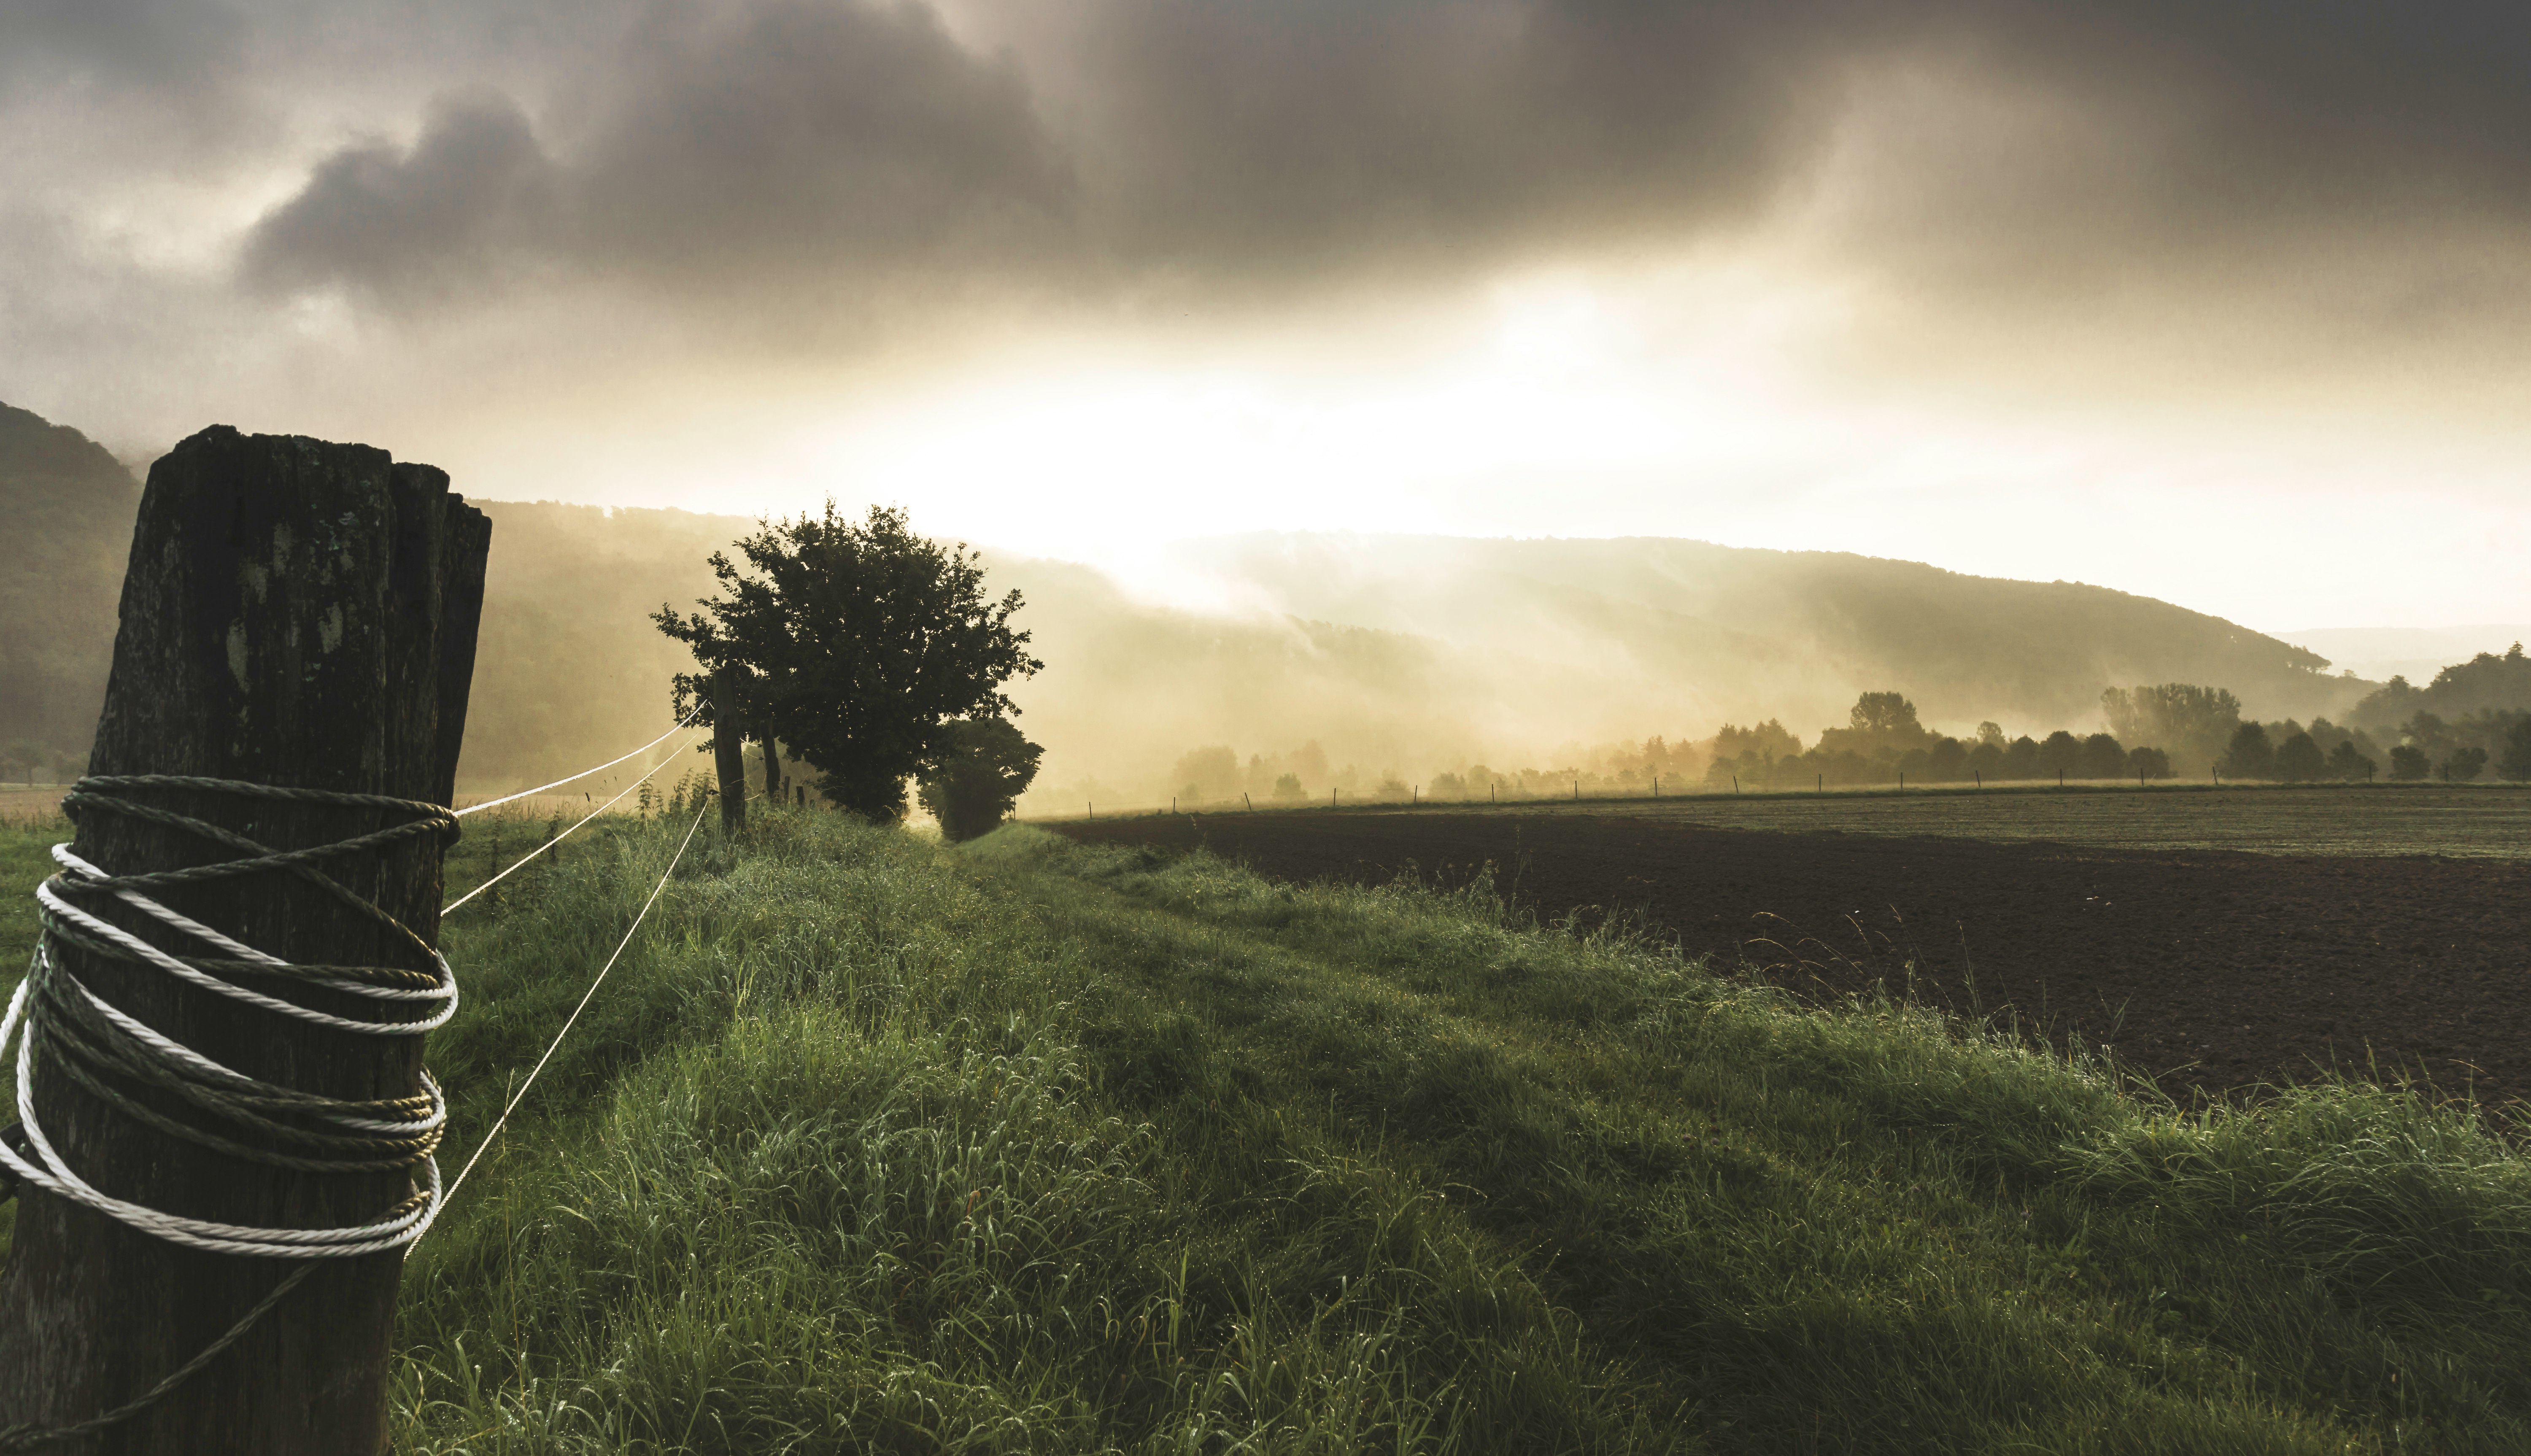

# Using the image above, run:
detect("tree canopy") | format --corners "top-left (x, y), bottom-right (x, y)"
top-left (655, 503), bottom-right (1041, 820)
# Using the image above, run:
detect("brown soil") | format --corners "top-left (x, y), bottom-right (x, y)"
top-left (1052, 809), bottom-right (2531, 1110)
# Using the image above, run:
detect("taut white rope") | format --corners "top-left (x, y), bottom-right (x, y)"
top-left (432, 798), bottom-right (711, 1226)
top-left (453, 704), bottom-right (704, 818)
top-left (442, 726), bottom-right (708, 914)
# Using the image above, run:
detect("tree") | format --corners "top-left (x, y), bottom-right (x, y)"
top-left (2219, 723), bottom-right (2275, 779)
top-left (2001, 735), bottom-right (2041, 779)
top-left (1927, 736), bottom-right (1969, 780)
top-left (2078, 732), bottom-right (2126, 779)
top-left (2127, 745), bottom-right (2171, 780)
top-left (1848, 692), bottom-right (1923, 739)
top-left (2388, 744), bottom-right (2429, 780)
top-left (2035, 730), bottom-right (2083, 777)
top-left (2326, 739), bottom-right (2376, 782)
top-left (2102, 684), bottom-right (2243, 769)
top-left (655, 503), bottom-right (1041, 820)
top-left (2446, 746), bottom-right (2488, 782)
top-left (2274, 732), bottom-right (2327, 782)
top-left (1713, 719), bottom-right (1802, 761)
top-left (2501, 718), bottom-right (2531, 782)
top-left (1171, 745), bottom-right (1241, 804)
top-left (1966, 739), bottom-right (2005, 779)
top-left (917, 716), bottom-right (1044, 841)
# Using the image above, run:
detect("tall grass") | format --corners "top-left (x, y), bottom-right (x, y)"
top-left (8, 810), bottom-right (2531, 1451)
top-left (375, 813), bottom-right (2531, 1452)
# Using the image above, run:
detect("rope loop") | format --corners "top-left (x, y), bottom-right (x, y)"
top-left (0, 773), bottom-right (465, 1445)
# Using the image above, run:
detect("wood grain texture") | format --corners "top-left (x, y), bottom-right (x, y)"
top-left (0, 426), bottom-right (488, 1453)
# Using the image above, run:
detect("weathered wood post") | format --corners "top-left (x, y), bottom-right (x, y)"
top-left (0, 426), bottom-right (488, 1453)
top-left (712, 664), bottom-right (748, 836)
top-left (760, 737), bottom-right (783, 806)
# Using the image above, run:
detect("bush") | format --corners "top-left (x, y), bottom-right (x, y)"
top-left (916, 717), bottom-right (1044, 841)
top-left (2126, 745), bottom-right (2171, 780)
top-left (2325, 739), bottom-right (2375, 782)
top-left (2446, 746), bottom-right (2489, 782)
top-left (2388, 744), bottom-right (2429, 780)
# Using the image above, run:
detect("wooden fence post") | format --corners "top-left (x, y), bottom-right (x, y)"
top-left (760, 737), bottom-right (783, 806)
top-left (712, 665), bottom-right (748, 836)
top-left (0, 426), bottom-right (488, 1453)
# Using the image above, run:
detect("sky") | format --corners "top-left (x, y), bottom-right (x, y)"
top-left (7, 0), bottom-right (2530, 634)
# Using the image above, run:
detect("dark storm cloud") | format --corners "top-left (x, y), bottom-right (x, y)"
top-left (242, 92), bottom-right (555, 301)
top-left (0, 0), bottom-right (247, 102)
top-left (231, 0), bottom-right (2531, 323)
top-left (243, 0), bottom-right (1074, 305)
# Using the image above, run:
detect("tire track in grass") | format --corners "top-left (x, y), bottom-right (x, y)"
top-left (1001, 837), bottom-right (2527, 1454)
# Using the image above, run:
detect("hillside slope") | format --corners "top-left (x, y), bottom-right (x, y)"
top-left (0, 404), bottom-right (2373, 803)
top-left (1182, 533), bottom-right (2366, 733)
top-left (0, 403), bottom-right (140, 758)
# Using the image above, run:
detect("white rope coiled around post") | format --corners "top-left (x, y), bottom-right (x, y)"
top-left (0, 775), bottom-right (462, 1450)
top-left (3, 777), bottom-right (459, 1251)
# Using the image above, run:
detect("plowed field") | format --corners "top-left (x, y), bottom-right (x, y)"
top-left (1051, 800), bottom-right (2531, 1108)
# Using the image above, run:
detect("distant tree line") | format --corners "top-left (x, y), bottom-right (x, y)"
top-left (1702, 692), bottom-right (2176, 791)
top-left (2347, 644), bottom-right (2531, 783)
top-left (1152, 649), bottom-right (2531, 812)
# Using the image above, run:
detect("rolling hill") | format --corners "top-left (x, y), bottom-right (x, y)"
top-left (0, 404), bottom-right (2374, 805)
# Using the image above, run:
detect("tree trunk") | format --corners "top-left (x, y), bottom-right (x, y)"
top-left (0, 427), bottom-right (488, 1454)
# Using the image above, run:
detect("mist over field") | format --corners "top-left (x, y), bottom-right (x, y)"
top-left (12, 403), bottom-right (2507, 817)
top-left (17, 8), bottom-right (2531, 1450)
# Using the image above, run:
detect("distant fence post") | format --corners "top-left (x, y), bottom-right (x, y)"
top-left (712, 664), bottom-right (748, 836)
top-left (0, 426), bottom-right (487, 1453)
top-left (760, 737), bottom-right (783, 806)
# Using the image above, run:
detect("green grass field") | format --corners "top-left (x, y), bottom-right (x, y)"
top-left (8, 809), bottom-right (2531, 1451)
top-left (1074, 784), bottom-right (2531, 860)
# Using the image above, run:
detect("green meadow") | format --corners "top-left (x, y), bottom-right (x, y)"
top-left (6, 809), bottom-right (2531, 1452)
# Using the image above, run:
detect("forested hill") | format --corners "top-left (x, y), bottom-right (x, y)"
top-left (1178, 534), bottom-right (2364, 734)
top-left (1, 403), bottom-right (2369, 799)
top-left (0, 402), bottom-right (141, 758)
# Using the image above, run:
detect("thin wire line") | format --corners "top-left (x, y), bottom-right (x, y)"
top-left (452, 705), bottom-right (704, 819)
top-left (442, 729), bottom-right (704, 914)
top-left (430, 798), bottom-right (712, 1227)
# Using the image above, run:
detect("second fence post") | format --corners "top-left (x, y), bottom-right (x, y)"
top-left (713, 664), bottom-right (749, 836)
